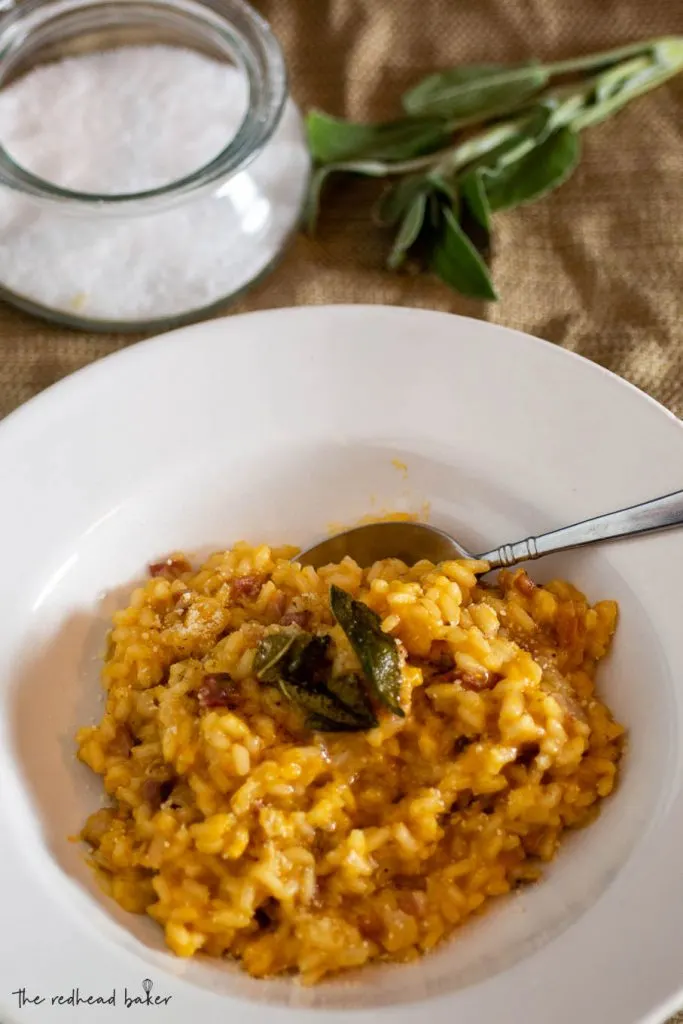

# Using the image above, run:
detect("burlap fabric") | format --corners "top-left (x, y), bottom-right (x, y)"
top-left (0, 1), bottom-right (682, 1017)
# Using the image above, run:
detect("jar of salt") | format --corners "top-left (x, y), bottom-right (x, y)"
top-left (0, 0), bottom-right (310, 330)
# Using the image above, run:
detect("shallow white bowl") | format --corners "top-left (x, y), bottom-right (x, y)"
top-left (1, 305), bottom-right (682, 1024)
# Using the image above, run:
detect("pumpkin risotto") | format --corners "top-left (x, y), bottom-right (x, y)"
top-left (76, 543), bottom-right (624, 983)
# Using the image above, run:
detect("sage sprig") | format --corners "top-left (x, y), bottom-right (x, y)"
top-left (305, 36), bottom-right (683, 301)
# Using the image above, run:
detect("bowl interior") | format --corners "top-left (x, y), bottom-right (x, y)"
top-left (3, 436), bottom-right (676, 1010)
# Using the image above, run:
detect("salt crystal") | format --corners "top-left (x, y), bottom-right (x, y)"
top-left (0, 45), bottom-right (309, 324)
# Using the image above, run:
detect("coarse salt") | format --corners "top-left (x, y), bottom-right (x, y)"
top-left (0, 45), bottom-right (308, 323)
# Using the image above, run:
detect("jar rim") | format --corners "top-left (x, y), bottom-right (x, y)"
top-left (0, 0), bottom-right (288, 211)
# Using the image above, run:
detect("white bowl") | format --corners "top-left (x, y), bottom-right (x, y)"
top-left (1, 305), bottom-right (682, 1024)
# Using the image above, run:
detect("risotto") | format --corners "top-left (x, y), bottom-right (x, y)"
top-left (76, 542), bottom-right (624, 983)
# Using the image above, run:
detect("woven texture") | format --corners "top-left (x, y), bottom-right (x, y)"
top-left (0, 1), bottom-right (682, 1016)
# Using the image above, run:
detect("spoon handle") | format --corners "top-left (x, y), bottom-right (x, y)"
top-left (477, 489), bottom-right (683, 569)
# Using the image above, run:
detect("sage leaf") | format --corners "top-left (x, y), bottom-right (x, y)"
top-left (286, 634), bottom-right (332, 686)
top-left (574, 58), bottom-right (683, 130)
top-left (427, 190), bottom-right (445, 229)
top-left (388, 191), bottom-right (428, 269)
top-left (306, 160), bottom-right (393, 233)
top-left (594, 55), bottom-right (653, 103)
top-left (537, 89), bottom-right (589, 132)
top-left (327, 674), bottom-right (378, 727)
top-left (402, 63), bottom-right (549, 120)
top-left (304, 712), bottom-right (364, 733)
top-left (330, 585), bottom-right (404, 716)
top-left (305, 165), bottom-right (335, 232)
top-left (460, 169), bottom-right (491, 231)
top-left (256, 629), bottom-right (376, 731)
top-left (253, 632), bottom-right (296, 683)
top-left (279, 677), bottom-right (371, 730)
top-left (374, 174), bottom-right (429, 227)
top-left (465, 104), bottom-right (556, 178)
top-left (654, 37), bottom-right (683, 70)
top-left (433, 120), bottom-right (524, 177)
top-left (430, 206), bottom-right (497, 300)
top-left (459, 171), bottom-right (491, 259)
top-left (483, 127), bottom-right (580, 212)
top-left (546, 38), bottom-right (667, 78)
top-left (426, 170), bottom-right (458, 202)
top-left (457, 109), bottom-right (551, 187)
top-left (467, 133), bottom-right (535, 178)
top-left (306, 109), bottom-right (451, 165)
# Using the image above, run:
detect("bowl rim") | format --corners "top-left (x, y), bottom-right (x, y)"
top-left (0, 304), bottom-right (682, 1024)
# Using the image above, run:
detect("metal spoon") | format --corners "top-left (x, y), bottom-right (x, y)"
top-left (297, 489), bottom-right (683, 570)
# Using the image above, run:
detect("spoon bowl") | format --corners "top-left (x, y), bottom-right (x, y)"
top-left (296, 520), bottom-right (473, 569)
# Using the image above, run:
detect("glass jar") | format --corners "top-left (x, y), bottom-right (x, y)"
top-left (0, 0), bottom-right (310, 331)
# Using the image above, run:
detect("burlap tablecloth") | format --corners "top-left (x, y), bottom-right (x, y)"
top-left (0, 1), bottom-right (682, 1019)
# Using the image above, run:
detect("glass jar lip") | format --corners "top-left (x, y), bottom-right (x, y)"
top-left (0, 0), bottom-right (288, 211)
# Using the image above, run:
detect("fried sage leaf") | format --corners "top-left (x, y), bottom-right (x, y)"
top-left (304, 712), bottom-right (365, 733)
top-left (286, 634), bottom-right (332, 686)
top-left (329, 585), bottom-right (404, 716)
top-left (279, 677), bottom-right (370, 730)
top-left (327, 674), bottom-right (378, 727)
top-left (286, 638), bottom-right (376, 730)
top-left (255, 631), bottom-right (375, 732)
top-left (253, 632), bottom-right (296, 683)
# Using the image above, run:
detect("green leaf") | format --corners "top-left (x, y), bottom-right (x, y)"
top-left (427, 190), bottom-right (447, 229)
top-left (330, 585), bottom-right (404, 716)
top-left (453, 107), bottom-right (555, 190)
top-left (425, 170), bottom-right (458, 203)
top-left (402, 63), bottom-right (549, 120)
top-left (279, 677), bottom-right (369, 729)
top-left (286, 634), bottom-right (332, 686)
top-left (467, 133), bottom-right (534, 177)
top-left (654, 37), bottom-right (683, 70)
top-left (536, 89), bottom-right (589, 133)
top-left (305, 160), bottom-right (393, 233)
top-left (306, 109), bottom-right (451, 165)
top-left (546, 37), bottom-right (673, 77)
top-left (430, 206), bottom-right (497, 301)
top-left (387, 191), bottom-right (428, 269)
top-left (574, 57), bottom-right (683, 130)
top-left (594, 55), bottom-right (653, 103)
top-left (304, 713), bottom-right (365, 733)
top-left (432, 120), bottom-right (523, 177)
top-left (327, 674), bottom-right (378, 727)
top-left (483, 127), bottom-right (580, 212)
top-left (305, 165), bottom-right (334, 233)
top-left (256, 629), bottom-right (376, 731)
top-left (459, 169), bottom-right (491, 231)
top-left (373, 174), bottom-right (429, 227)
top-left (458, 170), bottom-right (492, 259)
top-left (253, 633), bottom-right (296, 683)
